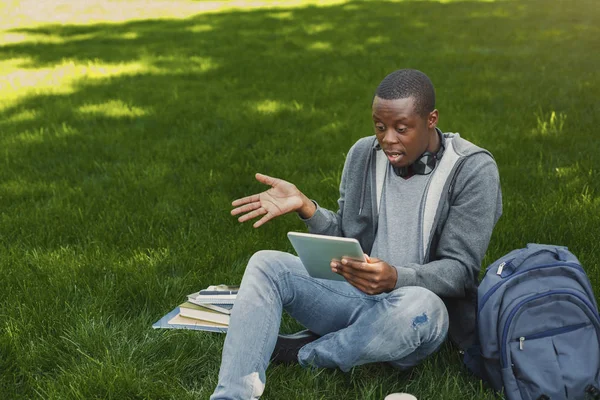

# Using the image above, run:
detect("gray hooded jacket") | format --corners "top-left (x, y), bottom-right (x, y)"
top-left (302, 132), bottom-right (503, 349)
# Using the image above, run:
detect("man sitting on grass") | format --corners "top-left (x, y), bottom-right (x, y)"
top-left (211, 69), bottom-right (502, 399)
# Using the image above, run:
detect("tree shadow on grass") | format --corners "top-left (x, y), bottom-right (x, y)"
top-left (0, 0), bottom-right (599, 398)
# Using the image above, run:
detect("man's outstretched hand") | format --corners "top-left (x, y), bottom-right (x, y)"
top-left (231, 173), bottom-right (316, 228)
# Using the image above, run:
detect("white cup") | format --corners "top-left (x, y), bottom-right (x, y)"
top-left (384, 394), bottom-right (418, 400)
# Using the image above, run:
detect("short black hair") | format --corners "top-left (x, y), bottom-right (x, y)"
top-left (374, 69), bottom-right (435, 117)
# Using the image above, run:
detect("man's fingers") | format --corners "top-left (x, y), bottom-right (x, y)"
top-left (237, 207), bottom-right (267, 223)
top-left (336, 259), bottom-right (376, 281)
top-left (332, 264), bottom-right (369, 280)
top-left (341, 258), bottom-right (371, 272)
top-left (341, 273), bottom-right (372, 293)
top-left (232, 194), bottom-right (259, 207)
top-left (339, 266), bottom-right (371, 282)
top-left (231, 201), bottom-right (261, 216)
top-left (253, 213), bottom-right (273, 228)
top-left (341, 270), bottom-right (382, 295)
top-left (255, 173), bottom-right (278, 187)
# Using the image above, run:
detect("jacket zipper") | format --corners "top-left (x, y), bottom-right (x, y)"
top-left (446, 157), bottom-right (466, 198)
top-left (501, 290), bottom-right (600, 368)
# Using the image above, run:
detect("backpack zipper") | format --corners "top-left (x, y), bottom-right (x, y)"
top-left (496, 261), bottom-right (507, 275)
top-left (501, 290), bottom-right (600, 368)
top-left (478, 262), bottom-right (584, 313)
top-left (515, 322), bottom-right (589, 350)
top-left (486, 246), bottom-right (564, 275)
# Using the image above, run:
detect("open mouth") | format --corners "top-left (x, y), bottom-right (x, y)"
top-left (384, 151), bottom-right (404, 163)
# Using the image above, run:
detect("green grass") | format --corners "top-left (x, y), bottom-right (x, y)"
top-left (0, 0), bottom-right (599, 398)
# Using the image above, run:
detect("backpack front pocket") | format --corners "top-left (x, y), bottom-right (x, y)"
top-left (510, 335), bottom-right (563, 400)
top-left (510, 323), bottom-right (600, 400)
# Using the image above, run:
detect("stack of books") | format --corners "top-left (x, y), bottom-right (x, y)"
top-left (152, 285), bottom-right (239, 333)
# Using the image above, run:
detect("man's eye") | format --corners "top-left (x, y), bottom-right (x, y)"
top-left (375, 125), bottom-right (385, 131)
top-left (396, 127), bottom-right (407, 133)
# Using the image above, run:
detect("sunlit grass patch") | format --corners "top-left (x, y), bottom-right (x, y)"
top-left (303, 22), bottom-right (333, 34)
top-left (77, 100), bottom-right (149, 118)
top-left (0, 61), bottom-right (150, 106)
top-left (533, 110), bottom-right (567, 136)
top-left (186, 23), bottom-right (214, 33)
top-left (267, 11), bottom-right (294, 20)
top-left (4, 108), bottom-right (37, 123)
top-left (13, 123), bottom-right (79, 145)
top-left (306, 41), bottom-right (333, 51)
top-left (366, 36), bottom-right (390, 44)
top-left (254, 99), bottom-right (304, 114)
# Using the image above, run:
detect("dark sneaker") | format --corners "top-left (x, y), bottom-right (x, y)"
top-left (271, 330), bottom-right (320, 364)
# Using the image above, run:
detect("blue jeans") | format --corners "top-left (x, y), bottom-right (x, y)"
top-left (211, 250), bottom-right (449, 399)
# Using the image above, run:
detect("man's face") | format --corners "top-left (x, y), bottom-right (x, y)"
top-left (372, 96), bottom-right (436, 168)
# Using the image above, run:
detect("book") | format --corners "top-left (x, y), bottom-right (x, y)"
top-left (198, 290), bottom-right (238, 295)
top-left (168, 314), bottom-right (228, 329)
top-left (198, 284), bottom-right (239, 296)
top-left (152, 307), bottom-right (228, 333)
top-left (178, 302), bottom-right (230, 325)
top-left (186, 300), bottom-right (233, 315)
top-left (187, 290), bottom-right (236, 305)
top-left (203, 284), bottom-right (240, 291)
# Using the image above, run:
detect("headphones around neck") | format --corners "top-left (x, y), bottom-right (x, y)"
top-left (393, 128), bottom-right (445, 178)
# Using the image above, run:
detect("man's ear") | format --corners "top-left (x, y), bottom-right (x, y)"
top-left (427, 109), bottom-right (439, 129)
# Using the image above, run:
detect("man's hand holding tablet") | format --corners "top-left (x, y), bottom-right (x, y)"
top-left (331, 254), bottom-right (398, 295)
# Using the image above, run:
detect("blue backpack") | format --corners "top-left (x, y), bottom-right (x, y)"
top-left (466, 244), bottom-right (600, 400)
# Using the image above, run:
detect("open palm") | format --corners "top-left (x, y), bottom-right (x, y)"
top-left (231, 173), bottom-right (305, 228)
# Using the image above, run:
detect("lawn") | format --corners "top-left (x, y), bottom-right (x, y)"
top-left (0, 0), bottom-right (599, 398)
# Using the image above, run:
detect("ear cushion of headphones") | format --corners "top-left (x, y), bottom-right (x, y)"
top-left (392, 130), bottom-right (445, 177)
top-left (393, 152), bottom-right (436, 177)
top-left (412, 152), bottom-right (437, 175)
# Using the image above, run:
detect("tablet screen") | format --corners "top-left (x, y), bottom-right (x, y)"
top-left (287, 232), bottom-right (365, 281)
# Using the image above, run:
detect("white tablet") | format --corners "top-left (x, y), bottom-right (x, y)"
top-left (287, 232), bottom-right (366, 281)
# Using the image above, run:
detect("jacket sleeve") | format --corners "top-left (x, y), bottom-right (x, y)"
top-left (299, 143), bottom-right (358, 237)
top-left (392, 153), bottom-right (503, 297)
